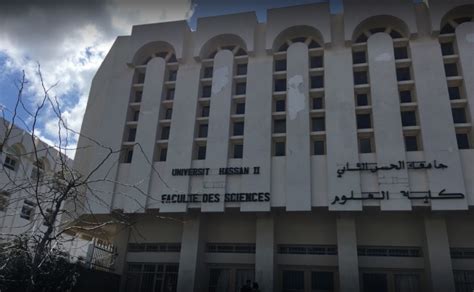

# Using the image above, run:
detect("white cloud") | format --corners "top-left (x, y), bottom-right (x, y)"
top-left (0, 0), bottom-right (194, 158)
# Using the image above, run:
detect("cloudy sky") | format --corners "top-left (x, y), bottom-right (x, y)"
top-left (0, 0), bottom-right (325, 157)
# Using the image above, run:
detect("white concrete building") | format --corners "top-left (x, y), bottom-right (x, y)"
top-left (73, 1), bottom-right (474, 291)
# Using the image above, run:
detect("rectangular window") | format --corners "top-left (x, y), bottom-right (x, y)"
top-left (274, 79), bottom-right (287, 92)
top-left (203, 66), bottom-right (213, 78)
top-left (236, 63), bottom-right (247, 76)
top-left (273, 119), bottom-right (286, 134)
top-left (0, 192), bottom-right (9, 212)
top-left (314, 140), bottom-right (325, 155)
top-left (394, 46), bottom-right (409, 60)
top-left (445, 63), bottom-right (459, 77)
top-left (127, 127), bottom-right (137, 142)
top-left (159, 147), bottom-right (167, 162)
top-left (312, 271), bottom-right (334, 291)
top-left (168, 70), bottom-right (177, 81)
top-left (201, 105), bottom-right (210, 117)
top-left (396, 67), bottom-right (411, 81)
top-left (274, 59), bottom-right (287, 72)
top-left (282, 270), bottom-right (304, 291)
top-left (457, 133), bottom-right (470, 149)
top-left (198, 124), bottom-right (208, 138)
top-left (132, 110), bottom-right (140, 121)
top-left (233, 122), bottom-right (244, 136)
top-left (312, 117), bottom-right (325, 132)
top-left (235, 102), bottom-right (245, 115)
top-left (134, 91), bottom-right (143, 102)
top-left (20, 200), bottom-right (35, 220)
top-left (235, 82), bottom-right (246, 95)
top-left (275, 99), bottom-right (286, 112)
top-left (354, 71), bottom-right (368, 85)
top-left (122, 148), bottom-right (133, 163)
top-left (137, 72), bottom-right (146, 84)
top-left (359, 137), bottom-right (374, 153)
top-left (401, 111), bottom-right (417, 127)
top-left (233, 144), bottom-right (243, 159)
top-left (399, 90), bottom-right (413, 103)
top-left (311, 75), bottom-right (324, 89)
top-left (356, 94), bottom-right (369, 106)
top-left (274, 141), bottom-right (285, 156)
top-left (441, 42), bottom-right (455, 56)
top-left (125, 263), bottom-right (178, 292)
top-left (452, 108), bottom-right (467, 124)
top-left (160, 126), bottom-right (170, 140)
top-left (3, 155), bottom-right (17, 171)
top-left (313, 97), bottom-right (324, 109)
top-left (454, 270), bottom-right (474, 292)
top-left (202, 85), bottom-right (212, 98)
top-left (166, 88), bottom-right (175, 100)
top-left (310, 56), bottom-right (323, 68)
top-left (405, 135), bottom-right (419, 151)
top-left (165, 108), bottom-right (173, 120)
top-left (362, 273), bottom-right (388, 292)
top-left (197, 145), bottom-right (206, 160)
top-left (356, 114), bottom-right (372, 129)
top-left (353, 51), bottom-right (367, 64)
top-left (449, 87), bottom-right (461, 100)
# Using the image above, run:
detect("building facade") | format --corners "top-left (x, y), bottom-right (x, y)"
top-left (73, 1), bottom-right (474, 291)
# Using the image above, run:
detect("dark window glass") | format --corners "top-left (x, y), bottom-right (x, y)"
top-left (370, 27), bottom-right (386, 34)
top-left (201, 105), bottom-right (210, 117)
top-left (274, 142), bottom-right (285, 156)
top-left (454, 271), bottom-right (474, 292)
top-left (282, 270), bottom-right (304, 291)
top-left (273, 119), bottom-right (286, 133)
top-left (390, 30), bottom-right (403, 39)
top-left (274, 79), bottom-right (287, 92)
top-left (198, 124), bottom-right (208, 138)
top-left (441, 42), bottom-right (455, 56)
top-left (445, 63), bottom-right (459, 77)
top-left (313, 97), bottom-right (323, 109)
top-left (275, 100), bottom-right (286, 112)
top-left (127, 128), bottom-right (136, 142)
top-left (165, 108), bottom-right (172, 120)
top-left (233, 122), bottom-right (244, 136)
top-left (452, 108), bottom-right (467, 123)
top-left (166, 88), bottom-right (175, 100)
top-left (137, 73), bottom-right (146, 84)
top-left (135, 91), bottom-right (143, 102)
top-left (202, 85), bottom-right (212, 98)
top-left (356, 94), bottom-right (369, 106)
top-left (312, 117), bottom-right (325, 132)
top-left (394, 47), bottom-right (408, 59)
top-left (203, 66), bottom-right (213, 78)
top-left (132, 110), bottom-right (140, 121)
top-left (353, 51), bottom-right (367, 64)
top-left (292, 37), bottom-right (307, 43)
top-left (235, 82), bottom-right (246, 95)
top-left (401, 111), bottom-right (417, 127)
top-left (363, 273), bottom-right (388, 292)
top-left (124, 148), bottom-right (133, 163)
top-left (310, 56), bottom-right (323, 68)
top-left (357, 114), bottom-right (372, 129)
top-left (354, 71), bottom-right (368, 85)
top-left (233, 144), bottom-right (243, 159)
top-left (168, 54), bottom-right (177, 62)
top-left (440, 23), bottom-right (455, 34)
top-left (314, 140), bottom-right (325, 155)
top-left (396, 67), bottom-right (411, 81)
top-left (235, 48), bottom-right (247, 56)
top-left (308, 39), bottom-right (320, 48)
top-left (455, 17), bottom-right (472, 25)
top-left (236, 63), bottom-right (247, 76)
top-left (399, 90), bottom-right (412, 103)
top-left (356, 34), bottom-right (368, 43)
top-left (359, 138), bottom-right (373, 153)
top-left (168, 70), bottom-right (177, 81)
top-left (275, 59), bottom-right (287, 71)
top-left (236, 103), bottom-right (245, 115)
top-left (279, 43), bottom-right (289, 52)
top-left (457, 133), bottom-right (470, 149)
top-left (405, 135), bottom-right (419, 151)
top-left (159, 148), bottom-right (167, 161)
top-left (197, 145), bottom-right (206, 160)
top-left (311, 75), bottom-right (324, 89)
top-left (311, 271), bottom-right (334, 291)
top-left (448, 87), bottom-right (461, 100)
top-left (161, 126), bottom-right (170, 140)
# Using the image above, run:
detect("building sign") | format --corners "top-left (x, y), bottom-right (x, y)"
top-left (336, 160), bottom-right (447, 178)
top-left (172, 166), bottom-right (260, 176)
top-left (161, 192), bottom-right (270, 204)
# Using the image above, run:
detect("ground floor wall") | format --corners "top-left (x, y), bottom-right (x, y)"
top-left (110, 210), bottom-right (474, 292)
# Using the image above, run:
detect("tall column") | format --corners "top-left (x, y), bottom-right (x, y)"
top-left (255, 214), bottom-right (274, 291)
top-left (336, 215), bottom-right (359, 292)
top-left (285, 42), bottom-right (311, 211)
top-left (367, 33), bottom-right (410, 210)
top-left (325, 47), bottom-right (362, 211)
top-left (113, 225), bottom-right (131, 292)
top-left (177, 214), bottom-right (206, 292)
top-left (410, 39), bottom-right (468, 210)
top-left (125, 57), bottom-right (166, 213)
top-left (202, 50), bottom-right (234, 212)
top-left (423, 215), bottom-right (455, 292)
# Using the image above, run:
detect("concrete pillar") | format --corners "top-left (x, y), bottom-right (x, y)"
top-left (336, 215), bottom-right (360, 292)
top-left (325, 47), bottom-right (362, 211)
top-left (255, 214), bottom-right (274, 291)
top-left (456, 22), bottom-right (474, 137)
top-left (202, 50), bottom-right (234, 212)
top-left (125, 57), bottom-right (166, 213)
top-left (113, 225), bottom-right (131, 292)
top-left (285, 42), bottom-right (311, 211)
top-left (367, 33), bottom-right (410, 210)
top-left (410, 39), bottom-right (468, 210)
top-left (177, 214), bottom-right (206, 292)
top-left (423, 215), bottom-right (455, 292)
